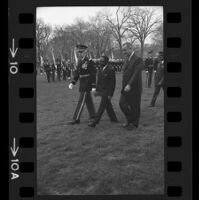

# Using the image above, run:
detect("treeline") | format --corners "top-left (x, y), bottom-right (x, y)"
top-left (36, 7), bottom-right (163, 65)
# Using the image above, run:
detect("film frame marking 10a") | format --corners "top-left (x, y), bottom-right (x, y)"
top-left (8, 0), bottom-right (192, 199)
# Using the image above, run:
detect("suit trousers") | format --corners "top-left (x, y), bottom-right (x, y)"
top-left (57, 71), bottom-right (61, 81)
top-left (119, 92), bottom-right (141, 127)
top-left (73, 91), bottom-right (96, 121)
top-left (94, 95), bottom-right (118, 124)
top-left (148, 71), bottom-right (153, 88)
top-left (150, 85), bottom-right (164, 106)
top-left (46, 72), bottom-right (50, 83)
top-left (51, 71), bottom-right (55, 82)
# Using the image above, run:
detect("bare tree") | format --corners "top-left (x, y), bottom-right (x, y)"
top-left (88, 12), bottom-right (113, 58)
top-left (36, 19), bottom-right (52, 62)
top-left (127, 8), bottom-right (162, 58)
top-left (151, 22), bottom-right (163, 52)
top-left (104, 7), bottom-right (132, 58)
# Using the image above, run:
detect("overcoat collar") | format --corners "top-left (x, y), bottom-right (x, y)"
top-left (122, 52), bottom-right (136, 72)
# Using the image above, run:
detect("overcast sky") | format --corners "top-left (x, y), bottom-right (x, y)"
top-left (37, 6), bottom-right (163, 26)
top-left (37, 6), bottom-right (163, 43)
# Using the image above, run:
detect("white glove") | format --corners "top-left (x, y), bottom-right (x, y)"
top-left (69, 83), bottom-right (73, 89)
top-left (91, 88), bottom-right (96, 92)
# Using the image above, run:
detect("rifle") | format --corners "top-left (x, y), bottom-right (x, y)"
top-left (73, 47), bottom-right (78, 70)
top-left (51, 48), bottom-right (57, 70)
top-left (146, 70), bottom-right (149, 88)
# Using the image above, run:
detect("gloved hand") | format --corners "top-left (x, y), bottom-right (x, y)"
top-left (91, 88), bottom-right (96, 93)
top-left (69, 83), bottom-right (73, 89)
top-left (124, 84), bottom-right (131, 92)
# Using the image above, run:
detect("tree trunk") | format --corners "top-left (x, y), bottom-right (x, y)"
top-left (140, 41), bottom-right (144, 60)
top-left (118, 40), bottom-right (123, 59)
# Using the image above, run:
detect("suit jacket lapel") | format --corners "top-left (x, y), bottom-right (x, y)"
top-left (123, 54), bottom-right (137, 72)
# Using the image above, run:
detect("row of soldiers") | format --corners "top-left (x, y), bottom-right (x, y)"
top-left (42, 53), bottom-right (162, 89)
top-left (42, 59), bottom-right (74, 82)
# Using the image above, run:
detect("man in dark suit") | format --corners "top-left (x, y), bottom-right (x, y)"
top-left (67, 44), bottom-right (96, 125)
top-left (119, 42), bottom-right (144, 130)
top-left (88, 56), bottom-right (118, 127)
top-left (149, 52), bottom-right (164, 107)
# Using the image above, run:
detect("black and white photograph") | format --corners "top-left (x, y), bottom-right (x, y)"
top-left (36, 6), bottom-right (164, 195)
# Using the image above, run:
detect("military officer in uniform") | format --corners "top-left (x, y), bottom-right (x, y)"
top-left (152, 53), bottom-right (160, 85)
top-left (51, 62), bottom-right (56, 82)
top-left (119, 42), bottom-right (144, 130)
top-left (67, 44), bottom-right (96, 125)
top-left (56, 58), bottom-right (62, 81)
top-left (145, 51), bottom-right (154, 88)
top-left (43, 58), bottom-right (51, 83)
top-left (62, 60), bottom-right (67, 81)
top-left (149, 52), bottom-right (164, 107)
top-left (88, 56), bottom-right (118, 127)
top-left (66, 60), bottom-right (71, 79)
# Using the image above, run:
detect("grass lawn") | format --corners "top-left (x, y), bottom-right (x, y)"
top-left (37, 71), bottom-right (164, 195)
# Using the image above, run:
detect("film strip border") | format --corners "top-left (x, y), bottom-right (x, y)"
top-left (165, 0), bottom-right (192, 199)
top-left (9, 0), bottom-right (36, 199)
top-left (8, 0), bottom-right (192, 199)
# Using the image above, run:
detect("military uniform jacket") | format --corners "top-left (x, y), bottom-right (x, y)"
top-left (51, 64), bottom-right (56, 72)
top-left (56, 63), bottom-right (62, 72)
top-left (154, 61), bottom-right (164, 86)
top-left (145, 58), bottom-right (154, 72)
top-left (96, 65), bottom-right (116, 97)
top-left (153, 58), bottom-right (159, 71)
top-left (43, 64), bottom-right (51, 72)
top-left (71, 57), bottom-right (96, 92)
top-left (122, 54), bottom-right (144, 95)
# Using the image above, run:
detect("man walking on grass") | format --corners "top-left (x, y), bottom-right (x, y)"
top-left (67, 44), bottom-right (96, 125)
top-left (88, 55), bottom-right (118, 128)
top-left (119, 42), bottom-right (144, 131)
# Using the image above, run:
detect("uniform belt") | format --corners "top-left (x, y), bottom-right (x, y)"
top-left (79, 74), bottom-right (90, 78)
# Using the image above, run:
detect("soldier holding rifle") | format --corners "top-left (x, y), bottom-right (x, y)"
top-left (62, 60), bottom-right (67, 81)
top-left (43, 58), bottom-right (51, 83)
top-left (67, 44), bottom-right (96, 125)
top-left (56, 58), bottom-right (62, 81)
top-left (51, 62), bottom-right (56, 82)
top-left (145, 51), bottom-right (154, 88)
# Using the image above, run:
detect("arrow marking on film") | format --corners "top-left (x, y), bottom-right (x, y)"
top-left (10, 138), bottom-right (19, 157)
top-left (9, 38), bottom-right (18, 58)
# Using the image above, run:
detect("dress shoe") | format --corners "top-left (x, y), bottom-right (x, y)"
top-left (148, 103), bottom-right (155, 107)
top-left (88, 122), bottom-right (96, 128)
top-left (122, 122), bottom-right (129, 127)
top-left (111, 119), bottom-right (118, 123)
top-left (126, 123), bottom-right (137, 131)
top-left (67, 119), bottom-right (80, 125)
